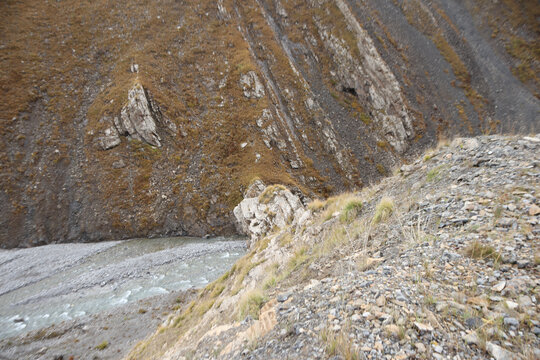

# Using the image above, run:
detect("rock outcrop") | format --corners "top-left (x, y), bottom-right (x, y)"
top-left (318, 0), bottom-right (414, 152)
top-left (98, 83), bottom-right (162, 150)
top-left (116, 84), bottom-right (161, 147)
top-left (239, 71), bottom-right (266, 99)
top-left (233, 181), bottom-right (310, 247)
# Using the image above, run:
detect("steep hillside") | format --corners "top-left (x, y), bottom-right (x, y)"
top-left (127, 135), bottom-right (539, 359)
top-left (1, 0), bottom-right (539, 247)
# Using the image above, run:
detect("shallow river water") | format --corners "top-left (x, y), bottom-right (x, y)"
top-left (0, 236), bottom-right (246, 340)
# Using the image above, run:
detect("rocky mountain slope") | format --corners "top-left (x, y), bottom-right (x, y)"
top-left (1, 0), bottom-right (539, 247)
top-left (127, 135), bottom-right (539, 360)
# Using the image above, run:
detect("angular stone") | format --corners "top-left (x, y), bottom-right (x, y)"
top-left (465, 317), bottom-right (483, 329)
top-left (385, 324), bottom-right (400, 337)
top-left (496, 218), bottom-right (514, 228)
top-left (505, 301), bottom-right (518, 310)
top-left (492, 281), bottom-right (506, 292)
top-left (112, 159), bottom-right (126, 169)
top-left (99, 126), bottom-right (121, 150)
top-left (415, 342), bottom-right (426, 353)
top-left (463, 331), bottom-right (480, 345)
top-left (529, 204), bottom-right (540, 216)
top-left (518, 295), bottom-right (532, 308)
top-left (452, 138), bottom-right (480, 151)
top-left (486, 342), bottom-right (518, 360)
top-left (503, 317), bottom-right (519, 327)
top-left (413, 322), bottom-right (433, 333)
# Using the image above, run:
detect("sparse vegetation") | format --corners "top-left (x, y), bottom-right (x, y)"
top-left (278, 232), bottom-right (294, 247)
top-left (464, 241), bottom-right (503, 263)
top-left (426, 165), bottom-right (445, 182)
top-left (96, 341), bottom-right (109, 350)
top-left (494, 206), bottom-right (504, 220)
top-left (320, 328), bottom-right (361, 360)
top-left (340, 200), bottom-right (363, 223)
top-left (318, 193), bottom-right (363, 223)
top-left (308, 199), bottom-right (326, 212)
top-left (238, 290), bottom-right (267, 320)
top-left (373, 197), bottom-right (394, 224)
top-left (357, 256), bottom-right (381, 271)
top-left (259, 185), bottom-right (287, 204)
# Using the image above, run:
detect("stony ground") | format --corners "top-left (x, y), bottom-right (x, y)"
top-left (152, 135), bottom-right (539, 360)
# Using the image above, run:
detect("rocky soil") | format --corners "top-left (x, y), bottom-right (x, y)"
top-left (128, 135), bottom-right (539, 360)
top-left (2, 0), bottom-right (539, 247)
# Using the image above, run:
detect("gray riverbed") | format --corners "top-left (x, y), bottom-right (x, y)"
top-left (0, 236), bottom-right (246, 340)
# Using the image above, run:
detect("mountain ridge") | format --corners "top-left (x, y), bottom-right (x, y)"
top-left (1, 0), bottom-right (539, 247)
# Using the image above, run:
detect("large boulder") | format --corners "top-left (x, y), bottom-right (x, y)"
top-left (98, 83), bottom-right (162, 150)
top-left (233, 181), bottom-right (310, 248)
top-left (115, 83), bottom-right (162, 147)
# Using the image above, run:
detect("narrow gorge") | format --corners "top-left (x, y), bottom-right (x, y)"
top-left (0, 0), bottom-right (539, 359)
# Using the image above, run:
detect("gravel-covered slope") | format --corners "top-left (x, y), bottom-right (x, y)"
top-left (131, 135), bottom-right (539, 360)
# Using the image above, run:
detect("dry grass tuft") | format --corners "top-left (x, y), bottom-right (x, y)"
top-left (320, 328), bottom-right (361, 360)
top-left (258, 184), bottom-right (287, 204)
top-left (464, 241), bottom-right (503, 263)
top-left (308, 198), bottom-right (327, 212)
top-left (238, 289), bottom-right (267, 320)
top-left (373, 197), bottom-right (394, 224)
top-left (340, 200), bottom-right (363, 223)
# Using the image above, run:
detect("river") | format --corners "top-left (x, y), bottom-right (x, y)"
top-left (0, 236), bottom-right (246, 340)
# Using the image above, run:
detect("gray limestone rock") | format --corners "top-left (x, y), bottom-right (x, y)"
top-left (115, 84), bottom-right (162, 147)
top-left (486, 342), bottom-right (518, 360)
top-left (233, 183), bottom-right (309, 247)
top-left (240, 71), bottom-right (265, 99)
top-left (99, 126), bottom-right (121, 150)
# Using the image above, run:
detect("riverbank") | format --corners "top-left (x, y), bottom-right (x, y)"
top-left (0, 236), bottom-right (246, 359)
top-left (0, 289), bottom-right (196, 360)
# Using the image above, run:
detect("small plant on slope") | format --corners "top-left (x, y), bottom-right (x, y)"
top-left (373, 197), bottom-right (394, 224)
top-left (340, 200), bottom-right (363, 223)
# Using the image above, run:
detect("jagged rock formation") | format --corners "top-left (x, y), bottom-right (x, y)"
top-left (1, 0), bottom-right (539, 247)
top-left (99, 84), bottom-right (162, 150)
top-left (127, 135), bottom-right (539, 360)
top-left (233, 181), bottom-right (310, 247)
top-left (115, 84), bottom-right (162, 147)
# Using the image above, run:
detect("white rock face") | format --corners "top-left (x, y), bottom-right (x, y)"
top-left (116, 84), bottom-right (162, 147)
top-left (233, 181), bottom-right (310, 248)
top-left (98, 126), bottom-right (121, 150)
top-left (240, 71), bottom-right (265, 99)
